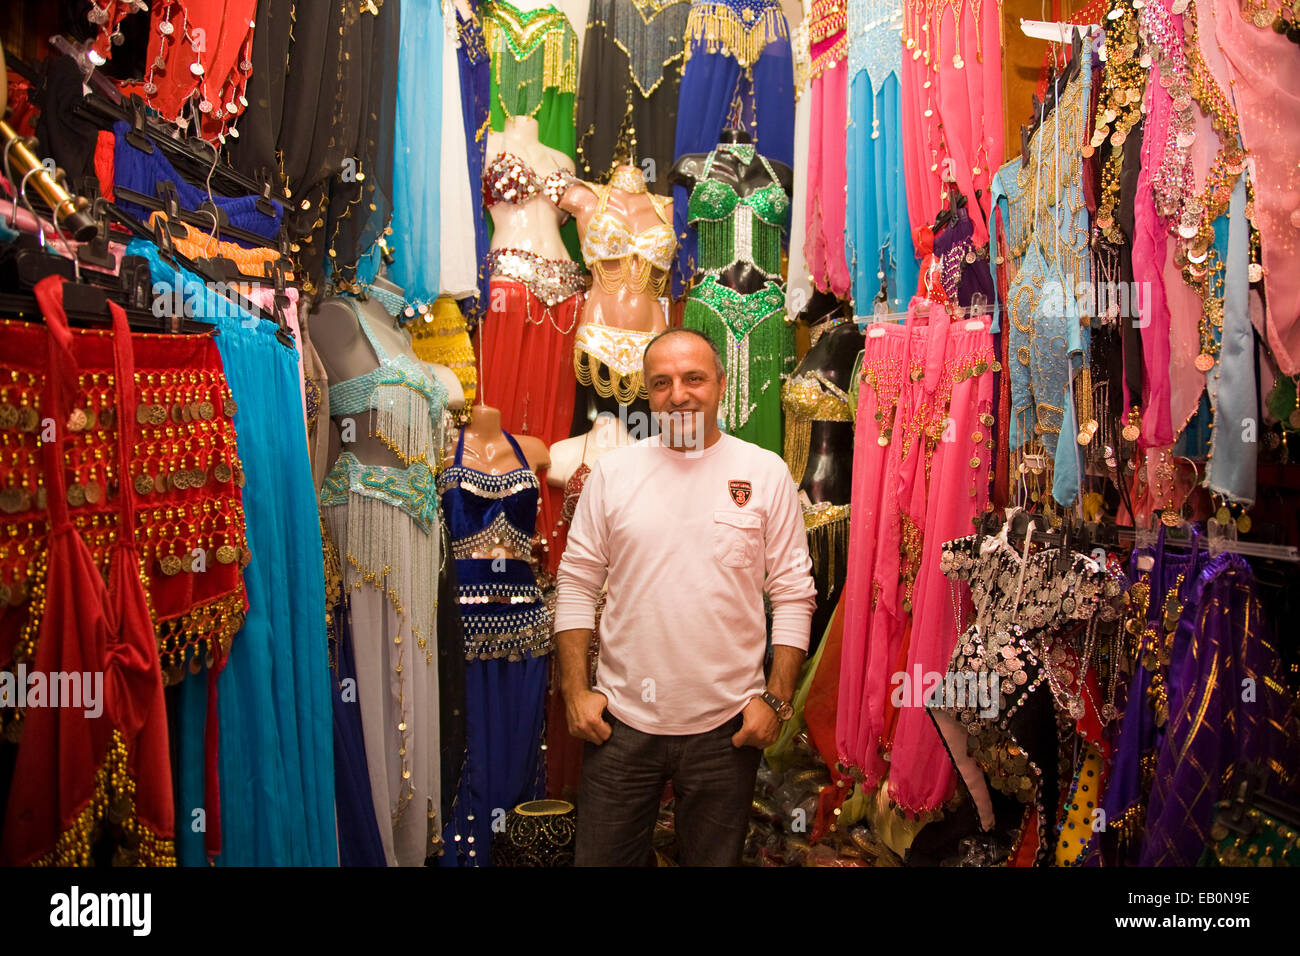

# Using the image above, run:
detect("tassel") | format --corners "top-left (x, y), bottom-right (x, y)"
top-left (683, 1), bottom-right (790, 68)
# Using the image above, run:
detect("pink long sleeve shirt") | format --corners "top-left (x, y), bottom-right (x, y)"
top-left (554, 434), bottom-right (817, 735)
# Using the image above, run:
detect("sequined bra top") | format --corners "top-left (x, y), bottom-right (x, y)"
top-left (327, 297), bottom-right (448, 464)
top-left (438, 428), bottom-right (541, 559)
top-left (482, 151), bottom-right (569, 207)
top-left (782, 369), bottom-right (855, 422)
top-left (687, 143), bottom-right (789, 276)
top-left (581, 185), bottom-right (676, 274)
top-left (686, 146), bottom-right (790, 226)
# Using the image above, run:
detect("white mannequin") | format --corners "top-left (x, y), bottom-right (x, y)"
top-left (314, 282), bottom-right (462, 468)
top-left (546, 410), bottom-right (631, 487)
top-left (486, 116), bottom-right (573, 260)
top-left (559, 164), bottom-right (673, 333)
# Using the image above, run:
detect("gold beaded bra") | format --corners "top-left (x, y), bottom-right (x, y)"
top-left (580, 182), bottom-right (676, 296)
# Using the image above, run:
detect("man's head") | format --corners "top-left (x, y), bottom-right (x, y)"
top-left (642, 328), bottom-right (725, 451)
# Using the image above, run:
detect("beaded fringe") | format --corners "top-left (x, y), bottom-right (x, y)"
top-left (484, 11), bottom-right (579, 107)
top-left (683, 2), bottom-right (790, 67)
top-left (325, 491), bottom-right (440, 657)
top-left (574, 349), bottom-right (647, 403)
top-left (370, 383), bottom-right (441, 467)
top-left (34, 729), bottom-right (177, 867)
top-left (783, 412), bottom-right (812, 484)
top-left (805, 505), bottom-right (850, 594)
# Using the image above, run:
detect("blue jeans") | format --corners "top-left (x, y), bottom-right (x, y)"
top-left (575, 711), bottom-right (761, 867)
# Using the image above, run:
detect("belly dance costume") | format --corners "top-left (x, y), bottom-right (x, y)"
top-left (456, 5), bottom-right (492, 321)
top-left (683, 143), bottom-right (794, 454)
top-left (438, 429), bottom-right (553, 865)
top-left (931, 524), bottom-right (1124, 864)
top-left (836, 301), bottom-right (997, 816)
top-left (574, 172), bottom-right (676, 404)
top-left (846, 0), bottom-right (916, 314)
top-left (481, 152), bottom-right (585, 571)
top-left (672, 0), bottom-right (795, 295)
top-left (805, 0), bottom-right (850, 297)
top-left (576, 0), bottom-right (691, 191)
top-left (320, 299), bottom-right (449, 866)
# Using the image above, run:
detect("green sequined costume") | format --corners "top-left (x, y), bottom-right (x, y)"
top-left (683, 143), bottom-right (793, 454)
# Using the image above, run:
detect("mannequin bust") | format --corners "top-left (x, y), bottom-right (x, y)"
top-left (670, 128), bottom-right (794, 295)
top-left (546, 410), bottom-right (631, 487)
top-left (559, 165), bottom-right (673, 333)
top-left (486, 116), bottom-right (574, 261)
top-left (791, 298), bottom-right (861, 505)
top-left (451, 0), bottom-right (473, 18)
top-left (314, 282), bottom-right (461, 468)
top-left (450, 402), bottom-right (550, 475)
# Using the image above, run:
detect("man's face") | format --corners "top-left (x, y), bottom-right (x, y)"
top-left (644, 334), bottom-right (723, 450)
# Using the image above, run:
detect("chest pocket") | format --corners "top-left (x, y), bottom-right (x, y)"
top-left (712, 510), bottom-right (762, 569)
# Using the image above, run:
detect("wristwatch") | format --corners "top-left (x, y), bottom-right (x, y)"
top-left (759, 690), bottom-right (794, 722)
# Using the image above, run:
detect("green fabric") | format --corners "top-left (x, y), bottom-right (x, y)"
top-left (683, 276), bottom-right (793, 455)
top-left (765, 616), bottom-right (832, 773)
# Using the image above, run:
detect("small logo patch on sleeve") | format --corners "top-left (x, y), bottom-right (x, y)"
top-left (728, 480), bottom-right (752, 506)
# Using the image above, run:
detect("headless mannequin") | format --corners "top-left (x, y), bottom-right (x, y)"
top-left (794, 297), bottom-right (861, 506)
top-left (451, 0), bottom-right (472, 18)
top-left (314, 283), bottom-right (463, 469)
top-left (559, 165), bottom-right (673, 333)
top-left (669, 128), bottom-right (793, 295)
top-left (450, 402), bottom-right (550, 476)
top-left (487, 116), bottom-right (574, 261)
top-left (546, 410), bottom-right (630, 487)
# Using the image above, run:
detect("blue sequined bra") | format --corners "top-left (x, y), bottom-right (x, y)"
top-left (327, 297), bottom-right (448, 465)
top-left (438, 428), bottom-right (540, 560)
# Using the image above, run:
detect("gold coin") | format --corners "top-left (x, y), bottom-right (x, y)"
top-left (181, 551), bottom-right (197, 573)
top-left (160, 554), bottom-right (184, 576)
top-left (980, 413), bottom-right (995, 427)
top-left (239, 547), bottom-right (251, 567)
top-left (172, 404), bottom-right (184, 424)
top-left (0, 488), bottom-right (23, 513)
top-left (1237, 513), bottom-right (1252, 534)
top-left (99, 407), bottom-right (114, 429)
top-left (224, 397), bottom-right (238, 417)
top-left (970, 456), bottom-right (981, 469)
top-left (182, 404), bottom-right (193, 424)
top-left (136, 405), bottom-right (151, 425)
top-left (66, 484), bottom-right (86, 507)
top-left (191, 468), bottom-right (207, 488)
top-left (1162, 510), bottom-right (1181, 527)
top-left (1077, 428), bottom-right (1093, 446)
top-left (877, 435), bottom-right (890, 447)
top-left (216, 544), bottom-right (237, 564)
top-left (190, 402), bottom-right (203, 422)
top-left (153, 473), bottom-right (168, 494)
top-left (134, 474), bottom-right (154, 495)
top-left (34, 487), bottom-right (46, 510)
top-left (67, 408), bottom-right (88, 432)
top-left (83, 480), bottom-right (102, 505)
top-left (0, 404), bottom-right (17, 429)
top-left (1288, 408), bottom-right (1300, 429)
top-left (974, 360), bottom-right (989, 375)
top-left (1194, 352), bottom-right (1215, 372)
top-left (200, 401), bottom-right (215, 420)
top-left (18, 407), bottom-right (39, 432)
top-left (215, 463), bottom-right (233, 483)
top-left (148, 405), bottom-right (167, 426)
top-left (1122, 424), bottom-right (1140, 442)
top-left (235, 466), bottom-right (246, 488)
top-left (1215, 506), bottom-right (1231, 524)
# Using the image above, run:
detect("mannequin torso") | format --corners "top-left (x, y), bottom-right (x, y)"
top-left (314, 293), bottom-right (457, 468)
top-left (561, 167), bottom-right (673, 333)
top-left (486, 116), bottom-right (574, 261)
top-left (670, 129), bottom-right (793, 295)
top-left (787, 307), bottom-right (861, 505)
top-left (447, 403), bottom-right (550, 475)
top-left (546, 411), bottom-right (631, 487)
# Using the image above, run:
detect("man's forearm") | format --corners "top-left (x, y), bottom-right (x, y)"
top-left (555, 628), bottom-right (596, 698)
top-left (767, 643), bottom-right (806, 703)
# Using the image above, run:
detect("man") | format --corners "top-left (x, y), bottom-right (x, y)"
top-left (553, 328), bottom-right (817, 867)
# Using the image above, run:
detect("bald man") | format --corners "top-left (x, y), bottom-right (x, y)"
top-left (553, 328), bottom-right (816, 866)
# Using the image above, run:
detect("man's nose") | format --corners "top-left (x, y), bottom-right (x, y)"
top-left (669, 379), bottom-right (690, 405)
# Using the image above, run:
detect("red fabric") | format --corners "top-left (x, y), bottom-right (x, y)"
top-left (4, 72), bottom-right (38, 138)
top-left (478, 279), bottom-right (580, 574)
top-left (1, 278), bottom-right (174, 865)
top-left (94, 130), bottom-right (116, 202)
